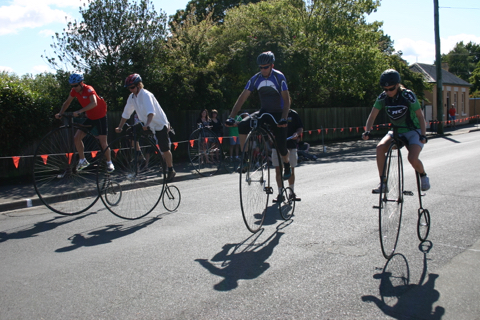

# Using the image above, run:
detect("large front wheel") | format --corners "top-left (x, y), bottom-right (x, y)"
top-left (33, 126), bottom-right (101, 215)
top-left (239, 128), bottom-right (272, 233)
top-left (97, 134), bottom-right (166, 220)
top-left (378, 144), bottom-right (404, 259)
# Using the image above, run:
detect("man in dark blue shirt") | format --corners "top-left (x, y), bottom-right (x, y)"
top-left (226, 51), bottom-right (292, 179)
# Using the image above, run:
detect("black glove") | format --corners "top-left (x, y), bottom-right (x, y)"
top-left (278, 118), bottom-right (288, 126)
top-left (225, 118), bottom-right (236, 126)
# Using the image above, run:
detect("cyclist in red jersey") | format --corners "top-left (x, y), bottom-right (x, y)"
top-left (55, 73), bottom-right (114, 172)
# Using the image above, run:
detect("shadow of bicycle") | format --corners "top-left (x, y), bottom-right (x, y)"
top-left (195, 220), bottom-right (292, 291)
top-left (362, 241), bottom-right (445, 319)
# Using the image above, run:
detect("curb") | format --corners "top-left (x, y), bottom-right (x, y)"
top-left (0, 170), bottom-right (201, 213)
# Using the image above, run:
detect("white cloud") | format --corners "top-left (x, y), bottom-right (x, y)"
top-left (39, 29), bottom-right (56, 37)
top-left (32, 65), bottom-right (51, 73)
top-left (0, 66), bottom-right (15, 73)
top-left (0, 0), bottom-right (81, 35)
top-left (395, 34), bottom-right (480, 65)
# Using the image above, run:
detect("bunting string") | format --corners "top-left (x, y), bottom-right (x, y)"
top-left (1, 115), bottom-right (479, 169)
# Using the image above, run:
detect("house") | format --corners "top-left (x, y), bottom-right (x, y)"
top-left (409, 63), bottom-right (472, 128)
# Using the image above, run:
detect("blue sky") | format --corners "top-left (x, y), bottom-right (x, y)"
top-left (1, 0), bottom-right (479, 76)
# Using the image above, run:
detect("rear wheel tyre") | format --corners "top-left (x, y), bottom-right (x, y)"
top-left (98, 134), bottom-right (165, 220)
top-left (379, 144), bottom-right (404, 259)
top-left (104, 180), bottom-right (122, 206)
top-left (417, 208), bottom-right (430, 241)
top-left (240, 128), bottom-right (271, 233)
top-left (33, 126), bottom-right (101, 215)
top-left (279, 187), bottom-right (295, 220)
top-left (162, 185), bottom-right (181, 212)
top-left (188, 128), bottom-right (222, 177)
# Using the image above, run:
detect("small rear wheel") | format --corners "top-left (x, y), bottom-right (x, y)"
top-left (279, 187), bottom-right (295, 220)
top-left (162, 185), bottom-right (181, 212)
top-left (104, 179), bottom-right (122, 206)
top-left (417, 208), bottom-right (430, 241)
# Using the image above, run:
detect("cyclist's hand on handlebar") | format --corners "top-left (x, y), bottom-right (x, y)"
top-left (142, 125), bottom-right (151, 131)
top-left (73, 111), bottom-right (82, 117)
top-left (420, 135), bottom-right (428, 144)
top-left (225, 118), bottom-right (236, 127)
top-left (55, 113), bottom-right (62, 119)
top-left (115, 127), bottom-right (123, 133)
top-left (277, 118), bottom-right (288, 127)
top-left (362, 131), bottom-right (370, 140)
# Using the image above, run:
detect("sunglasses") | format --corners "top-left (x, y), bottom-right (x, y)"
top-left (259, 65), bottom-right (271, 70)
top-left (128, 85), bottom-right (136, 90)
top-left (71, 83), bottom-right (80, 88)
top-left (383, 85), bottom-right (397, 92)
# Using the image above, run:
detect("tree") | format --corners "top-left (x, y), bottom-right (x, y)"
top-left (43, 0), bottom-right (168, 110)
top-left (441, 41), bottom-right (479, 82)
top-left (470, 60), bottom-right (480, 97)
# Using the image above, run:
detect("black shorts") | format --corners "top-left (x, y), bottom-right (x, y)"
top-left (237, 111), bottom-right (288, 156)
top-left (83, 116), bottom-right (108, 136)
top-left (154, 126), bottom-right (170, 152)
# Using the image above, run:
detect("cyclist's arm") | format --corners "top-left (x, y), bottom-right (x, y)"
top-left (74, 95), bottom-right (97, 116)
top-left (116, 117), bottom-right (129, 133)
top-left (229, 89), bottom-right (251, 118)
top-left (363, 107), bottom-right (380, 139)
top-left (143, 113), bottom-right (154, 130)
top-left (415, 108), bottom-right (427, 137)
top-left (56, 95), bottom-right (75, 118)
top-left (281, 90), bottom-right (291, 120)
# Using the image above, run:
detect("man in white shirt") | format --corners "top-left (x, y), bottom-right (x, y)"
top-left (116, 73), bottom-right (176, 182)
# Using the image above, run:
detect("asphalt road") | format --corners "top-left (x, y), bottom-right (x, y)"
top-left (1, 131), bottom-right (479, 319)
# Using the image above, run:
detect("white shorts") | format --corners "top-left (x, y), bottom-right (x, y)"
top-left (272, 148), bottom-right (297, 167)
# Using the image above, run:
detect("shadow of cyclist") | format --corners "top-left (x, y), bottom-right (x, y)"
top-left (195, 221), bottom-right (291, 291)
top-left (362, 242), bottom-right (445, 319)
top-left (0, 213), bottom-right (93, 243)
top-left (55, 217), bottom-right (161, 252)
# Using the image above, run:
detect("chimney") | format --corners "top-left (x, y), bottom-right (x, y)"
top-left (441, 62), bottom-right (449, 71)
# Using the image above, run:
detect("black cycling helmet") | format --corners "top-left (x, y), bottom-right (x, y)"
top-left (125, 73), bottom-right (142, 87)
top-left (257, 51), bottom-right (275, 66)
top-left (379, 69), bottom-right (401, 87)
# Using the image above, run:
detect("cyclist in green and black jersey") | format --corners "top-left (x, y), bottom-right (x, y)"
top-left (362, 69), bottom-right (430, 192)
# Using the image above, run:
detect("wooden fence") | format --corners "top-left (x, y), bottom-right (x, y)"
top-left (1, 106), bottom-right (384, 182)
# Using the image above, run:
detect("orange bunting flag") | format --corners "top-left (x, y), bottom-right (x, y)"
top-left (325, 128), bottom-right (329, 134)
top-left (41, 154), bottom-right (48, 165)
top-left (205, 138), bottom-right (208, 144)
top-left (190, 140), bottom-right (194, 147)
top-left (157, 144), bottom-right (160, 151)
top-left (349, 128), bottom-right (353, 132)
top-left (218, 137), bottom-right (223, 144)
top-left (357, 127), bottom-right (360, 133)
top-left (317, 129), bottom-right (321, 134)
top-left (12, 156), bottom-right (20, 168)
top-left (341, 128), bottom-right (344, 132)
top-left (233, 136), bottom-right (237, 142)
top-left (173, 142), bottom-right (178, 150)
top-left (114, 149), bottom-right (119, 156)
top-left (66, 153), bottom-right (74, 164)
top-left (91, 151), bottom-right (98, 158)
top-left (333, 128), bottom-right (337, 133)
top-left (309, 131), bottom-right (312, 134)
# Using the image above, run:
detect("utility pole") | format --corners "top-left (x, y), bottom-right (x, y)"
top-left (434, 0), bottom-right (444, 134)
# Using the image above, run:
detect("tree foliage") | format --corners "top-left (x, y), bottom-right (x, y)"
top-left (441, 41), bottom-right (480, 82)
top-left (43, 0), bottom-right (168, 110)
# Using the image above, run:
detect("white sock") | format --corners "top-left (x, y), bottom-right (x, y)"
top-left (289, 184), bottom-right (294, 192)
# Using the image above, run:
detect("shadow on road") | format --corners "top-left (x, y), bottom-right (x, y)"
top-left (0, 213), bottom-right (94, 243)
top-left (362, 241), bottom-right (445, 319)
top-left (195, 221), bottom-right (292, 291)
top-left (55, 216), bottom-right (162, 252)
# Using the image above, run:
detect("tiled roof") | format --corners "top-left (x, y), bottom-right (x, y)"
top-left (410, 63), bottom-right (472, 86)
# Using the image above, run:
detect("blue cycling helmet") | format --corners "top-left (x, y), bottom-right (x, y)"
top-left (68, 73), bottom-right (84, 84)
top-left (125, 73), bottom-right (142, 87)
top-left (257, 51), bottom-right (275, 66)
top-left (379, 69), bottom-right (401, 87)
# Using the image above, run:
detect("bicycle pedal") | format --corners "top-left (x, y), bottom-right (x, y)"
top-left (403, 190), bottom-right (414, 196)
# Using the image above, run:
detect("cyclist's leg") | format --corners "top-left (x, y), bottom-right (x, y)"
top-left (95, 116), bottom-right (112, 162)
top-left (376, 133), bottom-right (393, 177)
top-left (156, 126), bottom-right (175, 181)
top-left (74, 128), bottom-right (87, 160)
top-left (271, 148), bottom-right (283, 201)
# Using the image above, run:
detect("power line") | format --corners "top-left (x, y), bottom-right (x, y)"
top-left (439, 6), bottom-right (480, 10)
